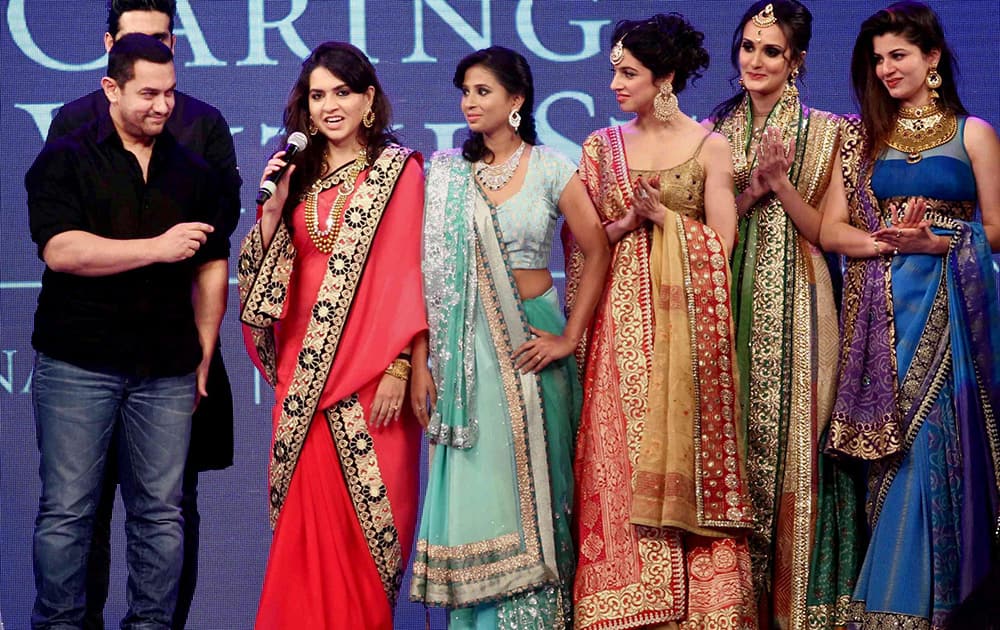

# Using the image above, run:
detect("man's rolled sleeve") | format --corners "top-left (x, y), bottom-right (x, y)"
top-left (26, 145), bottom-right (86, 260)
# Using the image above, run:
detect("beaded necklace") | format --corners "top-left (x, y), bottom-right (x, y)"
top-left (303, 149), bottom-right (368, 254)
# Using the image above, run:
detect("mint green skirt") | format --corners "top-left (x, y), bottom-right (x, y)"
top-left (422, 286), bottom-right (580, 629)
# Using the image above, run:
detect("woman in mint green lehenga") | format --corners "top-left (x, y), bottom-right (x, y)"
top-left (408, 46), bottom-right (609, 628)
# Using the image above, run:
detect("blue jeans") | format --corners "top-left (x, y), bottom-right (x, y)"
top-left (31, 353), bottom-right (194, 630)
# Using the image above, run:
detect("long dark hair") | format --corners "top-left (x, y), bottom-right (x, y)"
top-left (612, 13), bottom-right (710, 94)
top-left (278, 41), bottom-right (397, 218)
top-left (710, 0), bottom-right (813, 122)
top-left (453, 46), bottom-right (538, 163)
top-left (851, 1), bottom-right (966, 157)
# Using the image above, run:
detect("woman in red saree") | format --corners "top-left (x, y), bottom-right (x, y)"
top-left (239, 42), bottom-right (425, 629)
top-left (564, 15), bottom-right (757, 629)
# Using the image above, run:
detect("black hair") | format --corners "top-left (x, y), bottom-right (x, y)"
top-left (453, 46), bottom-right (538, 163)
top-left (107, 32), bottom-right (173, 85)
top-left (279, 41), bottom-right (398, 221)
top-left (107, 0), bottom-right (176, 36)
top-left (851, 0), bottom-right (966, 157)
top-left (711, 0), bottom-right (813, 121)
top-left (611, 13), bottom-right (710, 93)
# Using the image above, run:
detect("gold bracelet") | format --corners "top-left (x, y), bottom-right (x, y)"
top-left (872, 237), bottom-right (881, 257)
top-left (384, 358), bottom-right (411, 381)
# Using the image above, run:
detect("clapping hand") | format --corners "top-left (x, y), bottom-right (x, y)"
top-left (632, 175), bottom-right (666, 227)
top-left (755, 126), bottom-right (795, 190)
top-left (871, 197), bottom-right (947, 255)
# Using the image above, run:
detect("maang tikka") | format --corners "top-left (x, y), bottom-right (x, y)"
top-left (752, 3), bottom-right (777, 42)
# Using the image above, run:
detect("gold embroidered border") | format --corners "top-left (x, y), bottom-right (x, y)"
top-left (472, 235), bottom-right (542, 560)
top-left (414, 533), bottom-right (520, 561)
top-left (678, 216), bottom-right (752, 529)
top-left (325, 396), bottom-right (403, 606)
top-left (242, 146), bottom-right (412, 528)
top-left (846, 601), bottom-right (934, 630)
top-left (788, 251), bottom-right (815, 630)
top-left (238, 222), bottom-right (295, 386)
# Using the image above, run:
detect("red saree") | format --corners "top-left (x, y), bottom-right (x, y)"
top-left (240, 147), bottom-right (426, 629)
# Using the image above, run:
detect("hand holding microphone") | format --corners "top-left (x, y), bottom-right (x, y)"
top-left (256, 131), bottom-right (308, 206)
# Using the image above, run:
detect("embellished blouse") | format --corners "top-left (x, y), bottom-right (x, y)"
top-left (631, 133), bottom-right (710, 222)
top-left (872, 116), bottom-right (976, 220)
top-left (493, 145), bottom-right (577, 269)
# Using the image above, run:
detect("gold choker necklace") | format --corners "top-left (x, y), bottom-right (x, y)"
top-left (304, 150), bottom-right (368, 254)
top-left (887, 100), bottom-right (956, 164)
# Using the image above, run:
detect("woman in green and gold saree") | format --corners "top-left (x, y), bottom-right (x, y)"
top-left (707, 2), bottom-right (863, 627)
top-left (408, 46), bottom-right (609, 629)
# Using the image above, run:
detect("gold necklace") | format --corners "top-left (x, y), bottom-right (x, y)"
top-left (303, 149), bottom-right (368, 254)
top-left (887, 100), bottom-right (957, 164)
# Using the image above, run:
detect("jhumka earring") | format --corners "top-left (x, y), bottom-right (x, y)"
top-left (308, 120), bottom-right (318, 135)
top-left (785, 66), bottom-right (800, 100)
top-left (362, 108), bottom-right (375, 128)
top-left (654, 81), bottom-right (679, 122)
top-left (926, 64), bottom-right (942, 100)
top-left (753, 3), bottom-right (776, 42)
top-left (508, 109), bottom-right (522, 131)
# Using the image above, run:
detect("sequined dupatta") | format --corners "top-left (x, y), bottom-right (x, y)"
top-left (412, 150), bottom-right (560, 607)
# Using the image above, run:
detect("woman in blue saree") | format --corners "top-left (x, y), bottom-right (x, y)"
top-left (408, 46), bottom-right (609, 628)
top-left (819, 2), bottom-right (1000, 627)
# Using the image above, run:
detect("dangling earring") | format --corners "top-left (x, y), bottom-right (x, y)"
top-left (308, 120), bottom-right (318, 136)
top-left (508, 108), bottom-right (521, 132)
top-left (739, 76), bottom-right (746, 90)
top-left (925, 65), bottom-right (942, 100)
top-left (784, 66), bottom-right (800, 101)
top-left (362, 108), bottom-right (375, 129)
top-left (653, 81), bottom-right (679, 122)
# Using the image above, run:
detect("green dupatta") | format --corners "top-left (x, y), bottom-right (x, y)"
top-left (412, 149), bottom-right (560, 607)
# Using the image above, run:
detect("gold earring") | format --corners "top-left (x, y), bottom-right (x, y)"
top-left (308, 120), bottom-right (318, 136)
top-left (362, 108), bottom-right (375, 128)
top-left (926, 65), bottom-right (942, 100)
top-left (653, 81), bottom-right (679, 122)
top-left (785, 67), bottom-right (800, 100)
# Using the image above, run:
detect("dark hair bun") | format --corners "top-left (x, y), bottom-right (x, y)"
top-left (612, 13), bottom-right (710, 93)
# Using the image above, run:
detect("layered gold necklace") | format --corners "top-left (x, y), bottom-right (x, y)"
top-left (887, 100), bottom-right (957, 164)
top-left (303, 149), bottom-right (368, 254)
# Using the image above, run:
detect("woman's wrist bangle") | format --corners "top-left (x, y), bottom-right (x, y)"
top-left (871, 237), bottom-right (881, 257)
top-left (385, 358), bottom-right (411, 381)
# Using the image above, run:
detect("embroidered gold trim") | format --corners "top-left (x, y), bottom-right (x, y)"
top-left (326, 396), bottom-right (403, 606)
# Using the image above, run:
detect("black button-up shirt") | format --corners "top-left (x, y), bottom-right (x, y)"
top-left (27, 108), bottom-right (228, 377)
top-left (48, 88), bottom-right (242, 236)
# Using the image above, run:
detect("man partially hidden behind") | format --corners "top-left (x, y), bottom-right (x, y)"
top-left (44, 2), bottom-right (241, 628)
top-left (27, 34), bottom-right (229, 629)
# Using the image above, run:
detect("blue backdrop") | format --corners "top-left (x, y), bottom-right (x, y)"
top-left (2, 1), bottom-right (998, 628)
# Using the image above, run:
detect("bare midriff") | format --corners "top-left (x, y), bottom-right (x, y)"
top-left (513, 268), bottom-right (553, 300)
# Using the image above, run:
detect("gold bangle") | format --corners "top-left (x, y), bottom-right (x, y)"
top-left (384, 358), bottom-right (411, 381)
top-left (872, 238), bottom-right (880, 257)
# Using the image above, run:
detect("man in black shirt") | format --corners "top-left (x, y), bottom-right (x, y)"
top-left (45, 2), bottom-right (241, 627)
top-left (27, 34), bottom-right (228, 629)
